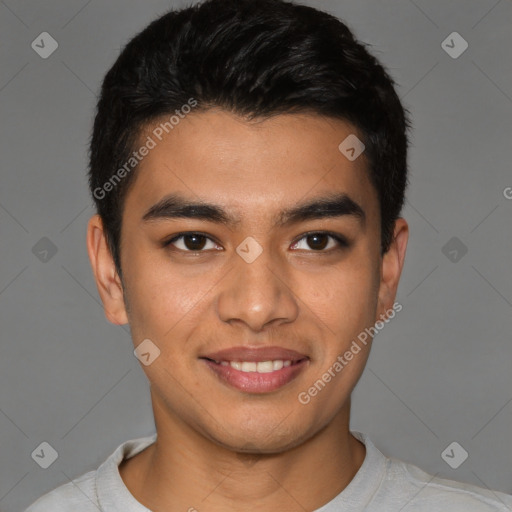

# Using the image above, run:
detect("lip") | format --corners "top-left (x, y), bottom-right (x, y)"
top-left (201, 346), bottom-right (308, 363)
top-left (200, 346), bottom-right (309, 394)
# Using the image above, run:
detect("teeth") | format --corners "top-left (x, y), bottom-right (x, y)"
top-left (273, 360), bottom-right (284, 370)
top-left (241, 362), bottom-right (257, 372)
top-left (256, 361), bottom-right (274, 373)
top-left (227, 360), bottom-right (293, 373)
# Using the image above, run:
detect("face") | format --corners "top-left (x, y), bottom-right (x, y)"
top-left (88, 109), bottom-right (408, 453)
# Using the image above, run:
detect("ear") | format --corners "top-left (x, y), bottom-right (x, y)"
top-left (86, 214), bottom-right (129, 325)
top-left (376, 218), bottom-right (409, 321)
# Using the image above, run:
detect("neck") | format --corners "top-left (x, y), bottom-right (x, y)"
top-left (119, 391), bottom-right (366, 512)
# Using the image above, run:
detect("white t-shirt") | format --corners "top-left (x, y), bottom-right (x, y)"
top-left (25, 431), bottom-right (512, 511)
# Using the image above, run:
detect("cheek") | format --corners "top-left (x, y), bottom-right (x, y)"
top-left (297, 255), bottom-right (379, 338)
top-left (134, 279), bottom-right (199, 336)
top-left (121, 246), bottom-right (194, 335)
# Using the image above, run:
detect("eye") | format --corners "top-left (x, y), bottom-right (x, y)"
top-left (163, 233), bottom-right (222, 252)
top-left (290, 232), bottom-right (348, 252)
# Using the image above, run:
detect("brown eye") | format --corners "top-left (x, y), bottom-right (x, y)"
top-left (305, 233), bottom-right (329, 250)
top-left (164, 233), bottom-right (220, 252)
top-left (182, 234), bottom-right (207, 250)
top-left (291, 232), bottom-right (348, 252)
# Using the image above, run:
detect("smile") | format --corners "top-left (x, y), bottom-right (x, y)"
top-left (200, 355), bottom-right (309, 393)
top-left (209, 359), bottom-right (293, 373)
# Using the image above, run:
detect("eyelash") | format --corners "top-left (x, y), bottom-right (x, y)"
top-left (162, 231), bottom-right (349, 253)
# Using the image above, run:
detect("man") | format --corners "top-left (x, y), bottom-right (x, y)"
top-left (26, 0), bottom-right (512, 510)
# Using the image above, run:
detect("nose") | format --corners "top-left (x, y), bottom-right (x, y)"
top-left (216, 245), bottom-right (299, 332)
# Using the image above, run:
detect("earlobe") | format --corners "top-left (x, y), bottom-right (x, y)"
top-left (376, 218), bottom-right (409, 321)
top-left (86, 214), bottom-right (129, 325)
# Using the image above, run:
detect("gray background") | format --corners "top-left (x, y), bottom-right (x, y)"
top-left (1, 0), bottom-right (511, 510)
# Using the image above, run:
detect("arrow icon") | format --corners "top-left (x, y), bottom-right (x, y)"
top-left (441, 441), bottom-right (468, 469)
top-left (32, 237), bottom-right (58, 262)
top-left (237, 443), bottom-right (261, 467)
top-left (134, 339), bottom-right (161, 366)
top-left (236, 236), bottom-right (263, 263)
top-left (442, 236), bottom-right (467, 263)
top-left (31, 32), bottom-right (59, 59)
top-left (32, 441), bottom-right (58, 468)
top-left (441, 32), bottom-right (468, 59)
top-left (338, 134), bottom-right (365, 161)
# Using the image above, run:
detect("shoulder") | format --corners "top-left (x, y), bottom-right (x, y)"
top-left (24, 433), bottom-right (156, 512)
top-left (383, 457), bottom-right (512, 511)
top-left (24, 470), bottom-right (98, 512)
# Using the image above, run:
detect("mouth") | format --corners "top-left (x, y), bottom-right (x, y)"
top-left (199, 346), bottom-right (309, 393)
top-left (205, 359), bottom-right (298, 372)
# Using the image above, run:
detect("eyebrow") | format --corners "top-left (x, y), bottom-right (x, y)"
top-left (142, 192), bottom-right (366, 228)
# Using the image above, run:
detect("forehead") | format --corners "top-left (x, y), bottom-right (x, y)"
top-left (123, 110), bottom-right (378, 224)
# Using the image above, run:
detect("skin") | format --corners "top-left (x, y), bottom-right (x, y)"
top-left (87, 109), bottom-right (408, 512)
